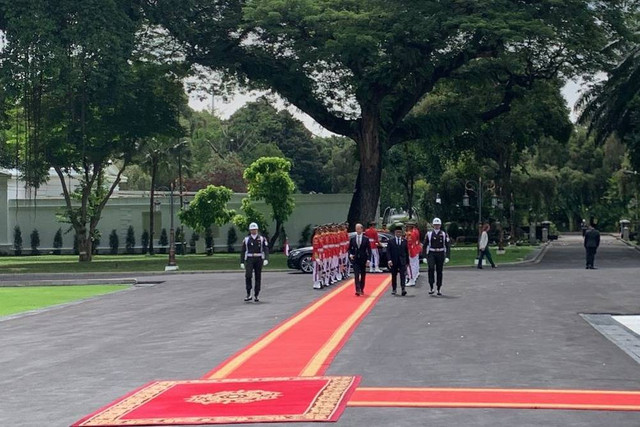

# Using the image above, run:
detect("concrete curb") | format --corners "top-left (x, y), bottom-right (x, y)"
top-left (0, 278), bottom-right (139, 287)
top-left (613, 234), bottom-right (640, 253)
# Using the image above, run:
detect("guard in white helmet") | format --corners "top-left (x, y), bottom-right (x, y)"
top-left (240, 222), bottom-right (269, 302)
top-left (422, 218), bottom-right (451, 296)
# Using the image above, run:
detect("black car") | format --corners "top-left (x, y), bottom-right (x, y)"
top-left (287, 232), bottom-right (394, 273)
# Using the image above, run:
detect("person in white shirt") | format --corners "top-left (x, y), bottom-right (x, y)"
top-left (477, 223), bottom-right (496, 269)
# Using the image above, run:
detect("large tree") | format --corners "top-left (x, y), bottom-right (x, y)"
top-left (1, 1), bottom-right (186, 261)
top-left (146, 0), bottom-right (625, 227)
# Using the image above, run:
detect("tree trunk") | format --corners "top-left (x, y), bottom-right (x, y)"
top-left (269, 220), bottom-right (282, 251)
top-left (76, 227), bottom-right (93, 262)
top-left (347, 111), bottom-right (382, 230)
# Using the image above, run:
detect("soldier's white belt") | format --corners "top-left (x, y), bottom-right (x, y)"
top-left (245, 253), bottom-right (264, 257)
top-left (429, 248), bottom-right (446, 252)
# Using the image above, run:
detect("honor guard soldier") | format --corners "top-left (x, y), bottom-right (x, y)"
top-left (312, 226), bottom-right (323, 289)
top-left (240, 222), bottom-right (269, 302)
top-left (422, 218), bottom-right (451, 295)
top-left (364, 221), bottom-right (382, 273)
top-left (405, 222), bottom-right (421, 286)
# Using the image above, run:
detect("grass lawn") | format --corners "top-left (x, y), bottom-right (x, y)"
top-left (0, 246), bottom-right (538, 274)
top-left (0, 285), bottom-right (129, 316)
top-left (0, 253), bottom-right (289, 274)
top-left (445, 245), bottom-right (539, 267)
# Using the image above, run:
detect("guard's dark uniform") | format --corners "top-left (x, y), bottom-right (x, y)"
top-left (423, 229), bottom-right (451, 293)
top-left (241, 234), bottom-right (269, 300)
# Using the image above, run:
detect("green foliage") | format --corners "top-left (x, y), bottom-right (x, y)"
top-left (298, 224), bottom-right (312, 248)
top-left (227, 226), bottom-right (238, 252)
top-left (13, 226), bottom-right (22, 256)
top-left (159, 228), bottom-right (169, 254)
top-left (244, 157), bottom-right (295, 223)
top-left (125, 226), bottom-right (136, 254)
top-left (233, 198), bottom-right (268, 235)
top-left (141, 230), bottom-right (150, 255)
top-left (53, 229), bottom-right (63, 255)
top-left (30, 229), bottom-right (40, 255)
top-left (189, 232), bottom-right (199, 254)
top-left (109, 230), bottom-right (119, 255)
top-left (179, 185), bottom-right (235, 232)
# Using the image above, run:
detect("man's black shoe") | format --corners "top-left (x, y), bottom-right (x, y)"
top-left (401, 290), bottom-right (407, 296)
top-left (244, 295), bottom-right (252, 302)
top-left (391, 290), bottom-right (397, 295)
top-left (591, 266), bottom-right (598, 270)
top-left (254, 297), bottom-right (260, 302)
top-left (428, 289), bottom-right (435, 295)
top-left (436, 291), bottom-right (442, 296)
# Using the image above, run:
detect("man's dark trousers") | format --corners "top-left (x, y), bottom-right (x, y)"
top-left (428, 252), bottom-right (445, 290)
top-left (245, 257), bottom-right (263, 297)
top-left (353, 262), bottom-right (367, 293)
top-left (586, 247), bottom-right (597, 268)
top-left (390, 264), bottom-right (406, 293)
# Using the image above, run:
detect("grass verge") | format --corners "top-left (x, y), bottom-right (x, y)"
top-left (0, 285), bottom-right (129, 316)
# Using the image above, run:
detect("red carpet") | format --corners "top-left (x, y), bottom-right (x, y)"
top-left (348, 387), bottom-right (640, 411)
top-left (72, 376), bottom-right (360, 426)
top-left (204, 275), bottom-right (391, 379)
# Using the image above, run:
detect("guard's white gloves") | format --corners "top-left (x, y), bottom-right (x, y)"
top-left (422, 258), bottom-right (428, 264)
top-left (445, 258), bottom-right (450, 264)
top-left (240, 263), bottom-right (245, 269)
top-left (263, 259), bottom-right (269, 266)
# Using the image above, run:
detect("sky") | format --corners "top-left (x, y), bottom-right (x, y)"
top-left (187, 80), bottom-right (589, 138)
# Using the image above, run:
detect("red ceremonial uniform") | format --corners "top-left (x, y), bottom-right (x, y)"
top-left (364, 226), bottom-right (380, 249)
top-left (408, 227), bottom-right (422, 258)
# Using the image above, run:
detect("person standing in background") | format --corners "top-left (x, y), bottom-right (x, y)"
top-left (584, 222), bottom-right (601, 269)
top-left (477, 223), bottom-right (496, 269)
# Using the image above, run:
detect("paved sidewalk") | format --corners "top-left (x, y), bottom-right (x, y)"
top-left (1, 234), bottom-right (640, 426)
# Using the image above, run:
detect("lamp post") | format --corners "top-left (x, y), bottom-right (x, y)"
top-left (156, 184), bottom-right (179, 271)
top-left (462, 177), bottom-right (498, 228)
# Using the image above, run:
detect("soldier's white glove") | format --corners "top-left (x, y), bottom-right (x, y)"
top-left (240, 263), bottom-right (245, 269)
top-left (422, 258), bottom-right (428, 264)
top-left (263, 260), bottom-right (269, 266)
top-left (445, 258), bottom-right (450, 264)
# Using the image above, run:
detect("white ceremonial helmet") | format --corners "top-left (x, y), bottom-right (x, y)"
top-left (432, 218), bottom-right (442, 225)
top-left (249, 222), bottom-right (259, 230)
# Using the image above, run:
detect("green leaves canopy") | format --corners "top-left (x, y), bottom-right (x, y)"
top-left (179, 185), bottom-right (236, 232)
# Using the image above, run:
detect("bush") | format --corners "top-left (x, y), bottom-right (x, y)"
top-left (109, 229), bottom-right (119, 255)
top-left (446, 222), bottom-right (461, 240)
top-left (141, 230), bottom-right (149, 254)
top-left (30, 229), bottom-right (40, 255)
top-left (227, 226), bottom-right (238, 252)
top-left (175, 228), bottom-right (185, 255)
top-left (91, 229), bottom-right (101, 255)
top-left (53, 228), bottom-right (63, 255)
top-left (13, 226), bottom-right (22, 256)
top-left (159, 228), bottom-right (168, 254)
top-left (189, 232), bottom-right (199, 254)
top-left (298, 224), bottom-right (312, 248)
top-left (125, 225), bottom-right (136, 254)
top-left (205, 227), bottom-right (214, 256)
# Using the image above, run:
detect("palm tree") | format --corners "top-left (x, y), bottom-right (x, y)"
top-left (578, 43), bottom-right (640, 145)
top-left (136, 137), bottom-right (175, 255)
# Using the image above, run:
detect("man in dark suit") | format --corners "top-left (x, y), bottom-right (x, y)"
top-left (387, 224), bottom-right (409, 296)
top-left (584, 221), bottom-right (601, 269)
top-left (349, 223), bottom-right (371, 296)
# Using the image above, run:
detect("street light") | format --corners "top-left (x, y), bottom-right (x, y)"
top-left (155, 184), bottom-right (178, 271)
top-left (463, 177), bottom-right (498, 227)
